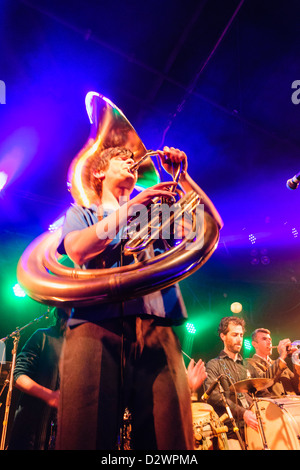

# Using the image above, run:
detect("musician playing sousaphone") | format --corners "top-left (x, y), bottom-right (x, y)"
top-left (54, 97), bottom-right (223, 450)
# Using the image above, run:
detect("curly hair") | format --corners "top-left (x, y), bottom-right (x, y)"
top-left (88, 147), bottom-right (134, 199)
top-left (218, 316), bottom-right (246, 337)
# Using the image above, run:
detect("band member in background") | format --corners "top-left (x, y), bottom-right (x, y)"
top-left (56, 145), bottom-right (223, 450)
top-left (248, 328), bottom-right (300, 396)
top-left (8, 309), bottom-right (67, 450)
top-left (187, 358), bottom-right (207, 397)
top-left (204, 316), bottom-right (290, 450)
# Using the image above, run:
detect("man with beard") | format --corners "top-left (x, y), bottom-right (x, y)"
top-left (204, 317), bottom-right (288, 450)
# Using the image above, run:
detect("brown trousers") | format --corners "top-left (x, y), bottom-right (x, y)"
top-left (56, 316), bottom-right (194, 450)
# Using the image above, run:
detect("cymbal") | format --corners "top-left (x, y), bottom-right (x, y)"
top-left (230, 378), bottom-right (274, 394)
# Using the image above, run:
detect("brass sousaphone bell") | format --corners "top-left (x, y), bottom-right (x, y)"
top-left (17, 92), bottom-right (220, 308)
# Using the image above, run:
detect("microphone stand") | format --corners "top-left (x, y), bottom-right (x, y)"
top-left (0, 311), bottom-right (49, 450)
top-left (249, 388), bottom-right (269, 451)
top-left (217, 381), bottom-right (246, 450)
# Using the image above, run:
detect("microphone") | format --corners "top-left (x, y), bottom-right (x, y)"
top-left (286, 172), bottom-right (300, 190)
top-left (201, 375), bottom-right (223, 401)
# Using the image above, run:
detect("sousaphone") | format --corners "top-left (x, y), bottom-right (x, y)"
top-left (17, 92), bottom-right (220, 308)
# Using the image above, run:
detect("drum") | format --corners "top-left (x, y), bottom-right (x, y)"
top-left (192, 402), bottom-right (228, 450)
top-left (245, 396), bottom-right (300, 450)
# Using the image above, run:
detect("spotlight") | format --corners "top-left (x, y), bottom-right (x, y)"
top-left (48, 215), bottom-right (65, 232)
top-left (186, 322), bottom-right (196, 335)
top-left (249, 234), bottom-right (256, 244)
top-left (230, 302), bottom-right (243, 314)
top-left (0, 171), bottom-right (8, 191)
top-left (260, 255), bottom-right (270, 265)
top-left (13, 283), bottom-right (26, 298)
top-left (243, 339), bottom-right (252, 351)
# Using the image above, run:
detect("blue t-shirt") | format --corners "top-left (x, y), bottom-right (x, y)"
top-left (57, 203), bottom-right (187, 325)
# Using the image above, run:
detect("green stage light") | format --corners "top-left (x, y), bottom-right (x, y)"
top-left (13, 283), bottom-right (26, 298)
top-left (186, 322), bottom-right (196, 335)
top-left (243, 338), bottom-right (252, 351)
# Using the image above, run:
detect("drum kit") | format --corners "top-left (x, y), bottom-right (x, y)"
top-left (192, 401), bottom-right (229, 450)
top-left (2, 356), bottom-right (300, 451)
top-left (192, 375), bottom-right (300, 451)
top-left (233, 378), bottom-right (300, 451)
top-left (2, 365), bottom-right (300, 451)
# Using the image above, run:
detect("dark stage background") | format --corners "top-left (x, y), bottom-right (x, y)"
top-left (1, 0), bottom-right (300, 365)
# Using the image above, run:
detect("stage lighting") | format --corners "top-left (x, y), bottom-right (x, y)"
top-left (13, 283), bottom-right (26, 298)
top-left (0, 171), bottom-right (8, 191)
top-left (249, 234), bottom-right (256, 244)
top-left (48, 215), bottom-right (65, 232)
top-left (243, 339), bottom-right (252, 351)
top-left (186, 322), bottom-right (196, 335)
top-left (230, 302), bottom-right (243, 314)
